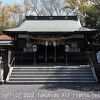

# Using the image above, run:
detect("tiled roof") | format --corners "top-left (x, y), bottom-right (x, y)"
top-left (5, 16), bottom-right (82, 32)
top-left (4, 16), bottom-right (96, 33)
top-left (0, 35), bottom-right (12, 41)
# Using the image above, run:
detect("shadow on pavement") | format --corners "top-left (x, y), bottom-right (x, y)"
top-left (40, 83), bottom-right (100, 92)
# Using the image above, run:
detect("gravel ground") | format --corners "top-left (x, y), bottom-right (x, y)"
top-left (0, 83), bottom-right (100, 100)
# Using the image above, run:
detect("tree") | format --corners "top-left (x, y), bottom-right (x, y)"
top-left (0, 5), bottom-right (11, 30)
top-left (92, 0), bottom-right (100, 28)
top-left (10, 4), bottom-right (24, 27)
top-left (84, 0), bottom-right (100, 28)
top-left (23, 0), bottom-right (32, 16)
top-left (40, 0), bottom-right (65, 16)
top-left (64, 0), bottom-right (100, 28)
top-left (0, 3), bottom-right (24, 30)
top-left (25, 0), bottom-right (66, 16)
top-left (64, 0), bottom-right (89, 15)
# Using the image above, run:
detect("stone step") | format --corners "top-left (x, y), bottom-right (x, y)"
top-left (10, 76), bottom-right (94, 79)
top-left (7, 80), bottom-right (96, 84)
top-left (13, 67), bottom-right (91, 69)
top-left (10, 74), bottom-right (94, 78)
top-left (11, 72), bottom-right (93, 75)
top-left (12, 70), bottom-right (92, 73)
top-left (14, 66), bottom-right (90, 69)
top-left (9, 78), bottom-right (95, 82)
top-left (7, 65), bottom-right (96, 84)
top-left (14, 66), bottom-right (90, 68)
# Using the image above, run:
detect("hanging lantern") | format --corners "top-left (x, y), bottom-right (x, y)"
top-left (53, 41), bottom-right (56, 46)
top-left (45, 41), bottom-right (48, 46)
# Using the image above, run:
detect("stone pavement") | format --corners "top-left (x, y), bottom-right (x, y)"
top-left (0, 83), bottom-right (100, 100)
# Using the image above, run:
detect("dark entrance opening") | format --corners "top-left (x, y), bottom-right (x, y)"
top-left (56, 45), bottom-right (65, 63)
top-left (37, 44), bottom-right (45, 63)
top-left (37, 44), bottom-right (65, 64)
top-left (47, 45), bottom-right (54, 63)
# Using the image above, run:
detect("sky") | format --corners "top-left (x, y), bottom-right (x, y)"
top-left (1, 0), bottom-right (24, 5)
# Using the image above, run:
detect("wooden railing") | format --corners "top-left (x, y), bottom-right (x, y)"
top-left (14, 51), bottom-right (89, 65)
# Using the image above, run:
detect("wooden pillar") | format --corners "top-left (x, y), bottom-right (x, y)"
top-left (66, 52), bottom-right (68, 65)
top-left (45, 41), bottom-right (48, 62)
top-left (33, 52), bottom-right (36, 65)
top-left (53, 41), bottom-right (56, 62)
top-left (65, 45), bottom-right (69, 65)
top-left (8, 50), bottom-right (11, 65)
top-left (33, 45), bottom-right (37, 65)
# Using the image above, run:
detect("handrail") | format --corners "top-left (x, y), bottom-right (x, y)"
top-left (89, 57), bottom-right (94, 68)
top-left (8, 57), bottom-right (15, 68)
top-left (11, 57), bottom-right (15, 67)
top-left (6, 57), bottom-right (15, 81)
top-left (89, 57), bottom-right (98, 82)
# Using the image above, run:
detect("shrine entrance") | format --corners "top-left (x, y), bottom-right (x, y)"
top-left (37, 41), bottom-right (66, 64)
top-left (14, 34), bottom-right (87, 65)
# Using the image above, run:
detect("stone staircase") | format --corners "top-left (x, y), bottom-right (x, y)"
top-left (6, 65), bottom-right (96, 84)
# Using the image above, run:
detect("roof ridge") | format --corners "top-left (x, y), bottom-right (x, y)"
top-left (25, 16), bottom-right (78, 21)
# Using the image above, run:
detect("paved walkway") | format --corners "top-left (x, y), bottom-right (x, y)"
top-left (0, 83), bottom-right (100, 100)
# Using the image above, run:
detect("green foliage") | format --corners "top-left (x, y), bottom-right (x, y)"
top-left (65, 0), bottom-right (100, 28)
